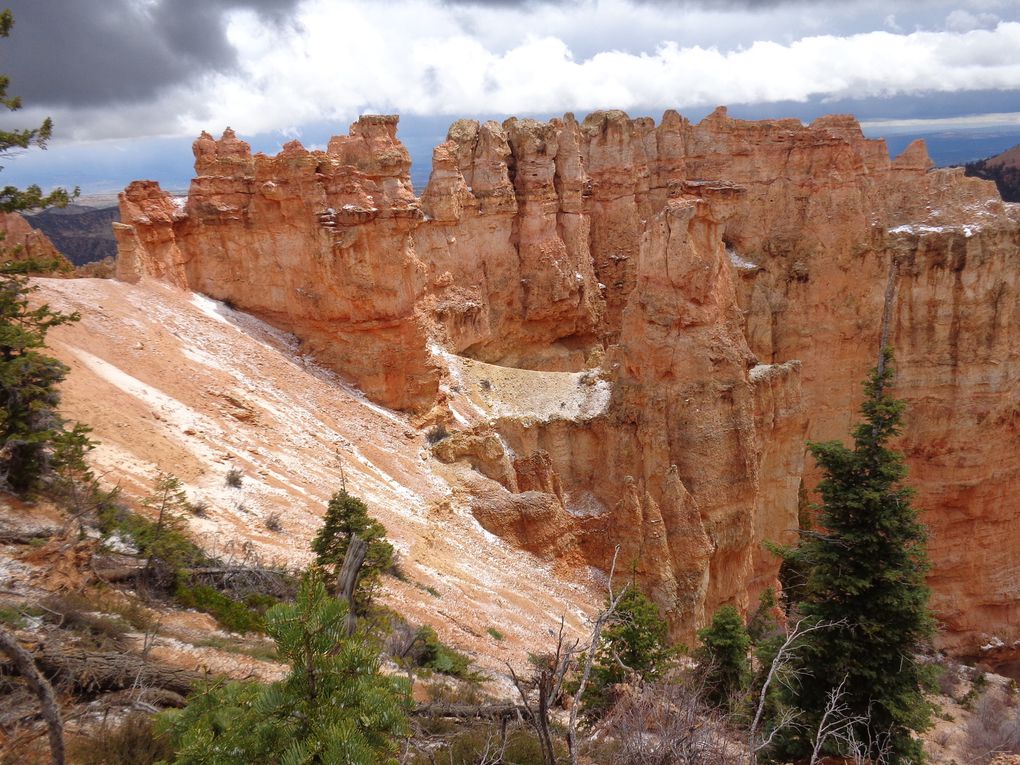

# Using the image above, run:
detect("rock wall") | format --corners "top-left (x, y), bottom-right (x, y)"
top-left (115, 109), bottom-right (1019, 649)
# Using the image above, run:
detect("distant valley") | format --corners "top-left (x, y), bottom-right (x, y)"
top-left (965, 143), bottom-right (1020, 202)
top-left (27, 203), bottom-right (119, 266)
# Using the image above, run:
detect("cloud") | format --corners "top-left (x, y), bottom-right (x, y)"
top-left (168, 2), bottom-right (1020, 137)
top-left (945, 8), bottom-right (1000, 32)
top-left (1, 0), bottom-right (302, 107)
top-left (5, 0), bottom-right (1020, 143)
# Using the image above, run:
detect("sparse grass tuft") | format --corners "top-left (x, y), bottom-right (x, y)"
top-left (225, 466), bottom-right (244, 488)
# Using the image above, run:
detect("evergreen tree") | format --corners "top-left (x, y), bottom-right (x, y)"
top-left (139, 472), bottom-right (199, 583)
top-left (0, 8), bottom-right (80, 493)
top-left (582, 586), bottom-right (674, 720)
top-left (697, 604), bottom-right (750, 707)
top-left (0, 274), bottom-right (79, 492)
top-left (312, 490), bottom-right (394, 610)
top-left (160, 571), bottom-right (410, 764)
top-left (785, 351), bottom-right (933, 764)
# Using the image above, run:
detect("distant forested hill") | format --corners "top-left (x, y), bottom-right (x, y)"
top-left (965, 144), bottom-right (1020, 202)
top-left (27, 204), bottom-right (120, 265)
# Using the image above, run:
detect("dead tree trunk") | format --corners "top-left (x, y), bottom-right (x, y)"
top-left (31, 644), bottom-right (206, 696)
top-left (0, 626), bottom-right (65, 765)
top-left (338, 535), bottom-right (367, 636)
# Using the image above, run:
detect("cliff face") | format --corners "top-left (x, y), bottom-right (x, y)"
top-left (115, 109), bottom-right (1019, 649)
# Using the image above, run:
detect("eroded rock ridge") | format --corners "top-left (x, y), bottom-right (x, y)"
top-left (114, 108), bottom-right (1020, 650)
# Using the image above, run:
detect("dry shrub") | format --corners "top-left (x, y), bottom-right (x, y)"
top-left (69, 713), bottom-right (174, 765)
top-left (587, 669), bottom-right (741, 765)
top-left (22, 538), bottom-right (95, 592)
top-left (966, 684), bottom-right (1020, 763)
top-left (407, 721), bottom-right (553, 765)
top-left (39, 592), bottom-right (132, 648)
top-left (938, 661), bottom-right (967, 699)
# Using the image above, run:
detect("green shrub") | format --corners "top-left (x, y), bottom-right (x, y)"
top-left (173, 582), bottom-right (268, 634)
top-left (159, 572), bottom-right (410, 764)
top-left (415, 625), bottom-right (478, 680)
top-left (487, 626), bottom-right (505, 641)
top-left (97, 478), bottom-right (206, 575)
top-left (0, 604), bottom-right (26, 627)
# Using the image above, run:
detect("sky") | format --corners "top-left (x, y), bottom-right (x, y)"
top-left (3, 0), bottom-right (1020, 194)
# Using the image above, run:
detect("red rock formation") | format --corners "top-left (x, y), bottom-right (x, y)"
top-left (115, 110), bottom-right (1019, 649)
top-left (0, 211), bottom-right (72, 271)
top-left (116, 119), bottom-right (438, 412)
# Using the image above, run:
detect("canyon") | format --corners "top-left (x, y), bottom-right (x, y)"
top-left (82, 107), bottom-right (1019, 655)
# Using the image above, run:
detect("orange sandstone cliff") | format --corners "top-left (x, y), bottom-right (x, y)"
top-left (113, 109), bottom-right (1019, 651)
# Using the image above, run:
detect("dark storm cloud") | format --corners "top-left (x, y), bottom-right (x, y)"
top-left (1, 0), bottom-right (301, 108)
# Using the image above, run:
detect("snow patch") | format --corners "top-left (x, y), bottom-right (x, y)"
top-left (887, 223), bottom-right (982, 237)
top-left (191, 293), bottom-right (231, 325)
top-left (727, 248), bottom-right (759, 270)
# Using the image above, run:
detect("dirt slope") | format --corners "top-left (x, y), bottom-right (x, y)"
top-left (34, 275), bottom-right (602, 678)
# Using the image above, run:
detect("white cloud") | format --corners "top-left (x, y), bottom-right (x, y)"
top-left (175, 3), bottom-right (1020, 137)
top-left (32, 0), bottom-right (1020, 141)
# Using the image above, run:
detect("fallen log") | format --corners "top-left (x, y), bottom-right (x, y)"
top-left (31, 644), bottom-right (208, 697)
top-left (92, 563), bottom-right (291, 597)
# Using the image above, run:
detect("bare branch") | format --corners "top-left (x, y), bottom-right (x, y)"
top-left (0, 626), bottom-right (64, 765)
top-left (568, 544), bottom-right (629, 765)
top-left (748, 617), bottom-right (847, 764)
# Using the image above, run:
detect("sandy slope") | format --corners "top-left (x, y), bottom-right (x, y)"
top-left (34, 276), bottom-right (602, 679)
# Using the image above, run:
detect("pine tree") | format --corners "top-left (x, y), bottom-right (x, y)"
top-left (582, 586), bottom-right (674, 720)
top-left (312, 490), bottom-right (394, 610)
top-left (697, 604), bottom-right (750, 707)
top-left (0, 8), bottom-right (80, 493)
top-left (0, 274), bottom-right (79, 492)
top-left (160, 571), bottom-right (410, 764)
top-left (785, 351), bottom-right (933, 764)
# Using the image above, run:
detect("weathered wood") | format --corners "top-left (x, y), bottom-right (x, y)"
top-left (31, 644), bottom-right (206, 696)
top-left (0, 627), bottom-right (65, 765)
top-left (338, 535), bottom-right (367, 636)
top-left (93, 564), bottom-right (291, 597)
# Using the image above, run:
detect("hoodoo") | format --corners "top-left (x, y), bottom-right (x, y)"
top-left (114, 108), bottom-right (1020, 650)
